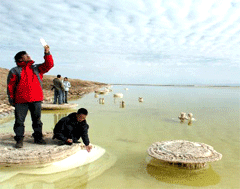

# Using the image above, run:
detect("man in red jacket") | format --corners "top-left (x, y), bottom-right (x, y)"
top-left (7, 45), bottom-right (54, 148)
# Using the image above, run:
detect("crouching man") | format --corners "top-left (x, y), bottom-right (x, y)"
top-left (52, 108), bottom-right (92, 152)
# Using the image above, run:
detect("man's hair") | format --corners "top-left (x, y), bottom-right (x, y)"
top-left (57, 74), bottom-right (61, 78)
top-left (14, 51), bottom-right (27, 63)
top-left (64, 77), bottom-right (68, 79)
top-left (77, 108), bottom-right (88, 115)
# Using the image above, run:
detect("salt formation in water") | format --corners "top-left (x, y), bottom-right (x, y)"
top-left (120, 101), bottom-right (125, 108)
top-left (147, 140), bottom-right (222, 169)
top-left (178, 112), bottom-right (188, 120)
top-left (41, 103), bottom-right (78, 110)
top-left (95, 87), bottom-right (111, 95)
top-left (188, 113), bottom-right (193, 119)
top-left (99, 98), bottom-right (105, 104)
top-left (113, 93), bottom-right (123, 98)
top-left (0, 132), bottom-right (104, 167)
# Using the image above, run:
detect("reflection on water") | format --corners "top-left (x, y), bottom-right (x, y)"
top-left (1, 152), bottom-right (116, 189)
top-left (54, 113), bottom-right (67, 126)
top-left (188, 119), bottom-right (193, 126)
top-left (98, 98), bottom-right (105, 105)
top-left (146, 162), bottom-right (220, 187)
top-left (179, 119), bottom-right (194, 126)
top-left (119, 100), bottom-right (125, 108)
top-left (113, 97), bottom-right (122, 105)
top-left (166, 117), bottom-right (196, 127)
top-left (0, 86), bottom-right (239, 188)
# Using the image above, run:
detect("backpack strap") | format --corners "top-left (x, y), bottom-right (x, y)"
top-left (11, 66), bottom-right (22, 84)
top-left (9, 65), bottom-right (42, 88)
top-left (7, 65), bottom-right (43, 106)
top-left (7, 66), bottom-right (22, 105)
top-left (31, 64), bottom-right (42, 87)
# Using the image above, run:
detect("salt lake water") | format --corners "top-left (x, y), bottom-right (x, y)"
top-left (0, 85), bottom-right (239, 189)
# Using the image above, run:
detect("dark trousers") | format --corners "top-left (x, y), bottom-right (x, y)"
top-left (14, 101), bottom-right (43, 141)
top-left (64, 91), bottom-right (68, 103)
top-left (53, 89), bottom-right (63, 104)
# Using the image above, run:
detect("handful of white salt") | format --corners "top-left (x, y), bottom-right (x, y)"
top-left (40, 38), bottom-right (47, 46)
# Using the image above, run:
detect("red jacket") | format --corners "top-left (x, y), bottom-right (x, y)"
top-left (7, 54), bottom-right (54, 104)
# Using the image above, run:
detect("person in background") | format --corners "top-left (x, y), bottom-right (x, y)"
top-left (62, 77), bottom-right (71, 103)
top-left (52, 108), bottom-right (92, 152)
top-left (53, 74), bottom-right (64, 104)
top-left (7, 45), bottom-right (54, 148)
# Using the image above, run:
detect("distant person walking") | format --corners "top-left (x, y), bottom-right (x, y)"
top-left (62, 77), bottom-right (71, 103)
top-left (7, 45), bottom-right (54, 148)
top-left (53, 75), bottom-right (64, 104)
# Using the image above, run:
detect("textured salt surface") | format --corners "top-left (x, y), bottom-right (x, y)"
top-left (0, 132), bottom-right (86, 167)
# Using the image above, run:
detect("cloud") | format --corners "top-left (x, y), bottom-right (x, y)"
top-left (0, 0), bottom-right (239, 84)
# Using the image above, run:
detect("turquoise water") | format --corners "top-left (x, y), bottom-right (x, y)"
top-left (0, 86), bottom-right (239, 189)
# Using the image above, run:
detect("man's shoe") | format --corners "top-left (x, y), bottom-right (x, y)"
top-left (34, 138), bottom-right (46, 144)
top-left (15, 138), bottom-right (23, 148)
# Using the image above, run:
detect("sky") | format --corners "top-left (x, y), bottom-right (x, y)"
top-left (0, 0), bottom-right (240, 85)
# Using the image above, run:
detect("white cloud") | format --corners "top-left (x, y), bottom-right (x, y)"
top-left (0, 0), bottom-right (239, 84)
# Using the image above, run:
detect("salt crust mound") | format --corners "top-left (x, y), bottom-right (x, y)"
top-left (0, 132), bottom-right (87, 167)
top-left (148, 140), bottom-right (222, 164)
top-left (41, 103), bottom-right (78, 110)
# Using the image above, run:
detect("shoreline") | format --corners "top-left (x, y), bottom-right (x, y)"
top-left (0, 85), bottom-right (107, 123)
top-left (111, 84), bottom-right (240, 88)
top-left (0, 67), bottom-right (107, 122)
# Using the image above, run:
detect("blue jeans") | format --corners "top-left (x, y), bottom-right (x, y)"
top-left (64, 91), bottom-right (68, 103)
top-left (53, 89), bottom-right (63, 104)
top-left (14, 102), bottom-right (43, 140)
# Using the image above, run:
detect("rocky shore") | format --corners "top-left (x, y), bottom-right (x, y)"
top-left (0, 67), bottom-right (107, 122)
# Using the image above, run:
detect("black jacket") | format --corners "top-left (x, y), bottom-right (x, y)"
top-left (53, 113), bottom-right (90, 146)
top-left (53, 78), bottom-right (64, 91)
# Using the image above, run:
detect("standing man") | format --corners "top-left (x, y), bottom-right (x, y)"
top-left (62, 77), bottom-right (71, 103)
top-left (53, 75), bottom-right (64, 104)
top-left (53, 108), bottom-right (92, 152)
top-left (7, 45), bottom-right (54, 148)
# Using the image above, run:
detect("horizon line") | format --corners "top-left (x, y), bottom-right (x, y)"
top-left (109, 84), bottom-right (240, 88)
